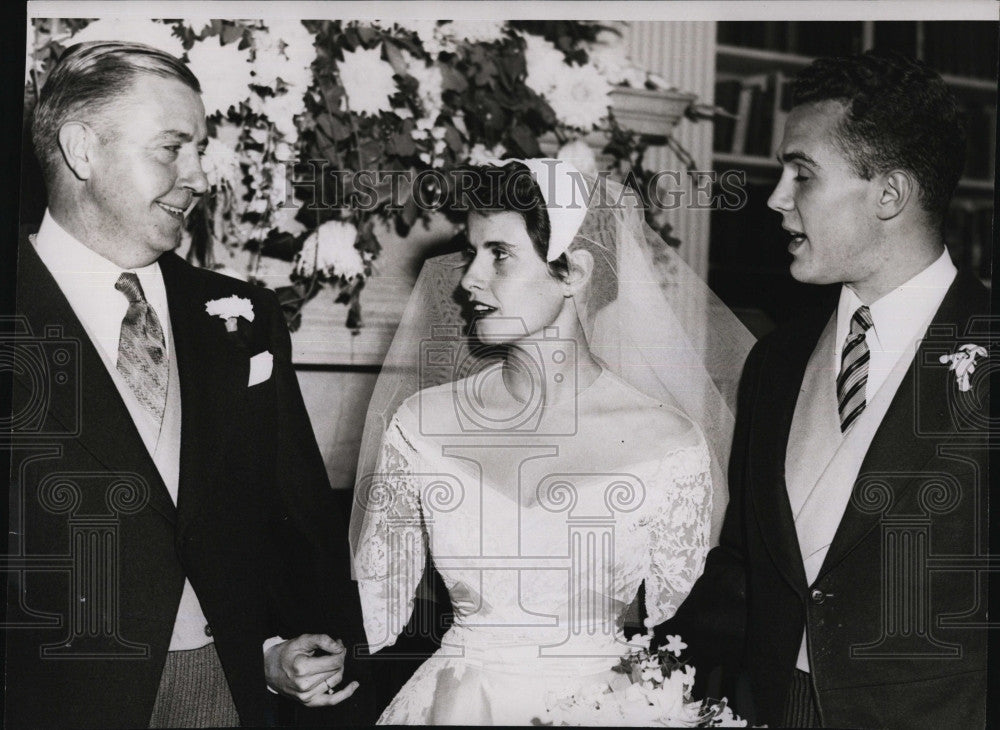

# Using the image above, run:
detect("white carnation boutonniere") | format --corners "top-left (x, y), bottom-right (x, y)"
top-left (938, 344), bottom-right (988, 392)
top-left (205, 296), bottom-right (255, 333)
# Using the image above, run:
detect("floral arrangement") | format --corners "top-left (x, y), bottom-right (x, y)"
top-left (26, 17), bottom-right (694, 330)
top-left (542, 633), bottom-right (747, 727)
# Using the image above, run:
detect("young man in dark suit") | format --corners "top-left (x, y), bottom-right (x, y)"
top-left (6, 41), bottom-right (372, 727)
top-left (657, 52), bottom-right (990, 728)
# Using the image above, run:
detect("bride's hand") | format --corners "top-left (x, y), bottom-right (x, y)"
top-left (264, 633), bottom-right (360, 707)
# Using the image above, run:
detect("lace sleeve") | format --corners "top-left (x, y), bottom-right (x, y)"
top-left (353, 417), bottom-right (426, 654)
top-left (643, 438), bottom-right (713, 628)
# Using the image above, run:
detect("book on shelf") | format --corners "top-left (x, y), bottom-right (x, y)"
top-left (713, 72), bottom-right (794, 159)
top-left (734, 75), bottom-right (767, 155)
top-left (769, 71), bottom-right (795, 156)
top-left (712, 78), bottom-right (741, 153)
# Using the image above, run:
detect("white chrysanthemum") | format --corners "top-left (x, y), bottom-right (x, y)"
top-left (252, 90), bottom-right (305, 141)
top-left (413, 116), bottom-right (435, 141)
top-left (213, 120), bottom-right (243, 148)
top-left (436, 20), bottom-right (507, 46)
top-left (467, 142), bottom-right (506, 166)
top-left (401, 50), bottom-right (443, 120)
top-left (546, 63), bottom-right (611, 130)
top-left (337, 45), bottom-right (397, 117)
top-left (295, 220), bottom-right (366, 280)
top-left (271, 205), bottom-right (307, 236)
top-left (266, 160), bottom-right (295, 209)
top-left (587, 32), bottom-right (646, 88)
top-left (186, 39), bottom-right (253, 115)
top-left (557, 139), bottom-right (598, 176)
top-left (71, 18), bottom-right (184, 58)
top-left (252, 20), bottom-right (316, 91)
top-left (200, 137), bottom-right (240, 190)
top-left (522, 34), bottom-right (565, 99)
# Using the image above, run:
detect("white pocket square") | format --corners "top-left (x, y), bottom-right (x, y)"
top-left (248, 351), bottom-right (274, 386)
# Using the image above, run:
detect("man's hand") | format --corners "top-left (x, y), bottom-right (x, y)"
top-left (264, 634), bottom-right (360, 707)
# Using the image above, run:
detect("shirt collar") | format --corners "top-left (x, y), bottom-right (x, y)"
top-left (836, 249), bottom-right (957, 354)
top-left (32, 209), bottom-right (170, 352)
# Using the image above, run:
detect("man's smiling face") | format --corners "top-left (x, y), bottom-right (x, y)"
top-left (82, 74), bottom-right (209, 266)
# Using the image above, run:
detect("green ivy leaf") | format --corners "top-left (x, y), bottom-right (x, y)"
top-left (397, 191), bottom-right (419, 235)
top-left (357, 24), bottom-right (378, 46)
top-left (343, 26), bottom-right (360, 50)
top-left (318, 114), bottom-right (352, 142)
top-left (220, 22), bottom-right (244, 46)
top-left (443, 125), bottom-right (464, 153)
top-left (474, 58), bottom-right (498, 87)
top-left (383, 38), bottom-right (408, 76)
top-left (390, 131), bottom-right (416, 157)
top-left (508, 125), bottom-right (540, 157)
top-left (440, 64), bottom-right (469, 94)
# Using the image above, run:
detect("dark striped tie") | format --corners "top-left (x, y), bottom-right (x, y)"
top-left (837, 305), bottom-right (874, 433)
top-left (115, 272), bottom-right (168, 422)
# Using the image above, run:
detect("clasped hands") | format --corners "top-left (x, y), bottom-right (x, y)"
top-left (265, 634), bottom-right (360, 707)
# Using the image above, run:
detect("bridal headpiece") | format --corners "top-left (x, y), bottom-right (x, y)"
top-left (514, 158), bottom-right (590, 261)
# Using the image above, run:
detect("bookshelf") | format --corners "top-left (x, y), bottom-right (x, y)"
top-left (709, 21), bottom-right (997, 334)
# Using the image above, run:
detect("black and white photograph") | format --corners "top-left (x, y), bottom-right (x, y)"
top-left (3, 1), bottom-right (997, 727)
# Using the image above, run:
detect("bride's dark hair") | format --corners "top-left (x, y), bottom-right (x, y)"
top-left (460, 162), bottom-right (618, 307)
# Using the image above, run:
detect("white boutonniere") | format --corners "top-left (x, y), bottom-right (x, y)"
top-left (938, 344), bottom-right (988, 392)
top-left (205, 296), bottom-right (255, 333)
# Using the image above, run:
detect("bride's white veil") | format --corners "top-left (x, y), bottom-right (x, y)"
top-left (349, 159), bottom-right (756, 563)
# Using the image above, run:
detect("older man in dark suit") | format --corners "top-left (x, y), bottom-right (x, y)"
top-left (6, 41), bottom-right (372, 728)
top-left (657, 52), bottom-right (990, 728)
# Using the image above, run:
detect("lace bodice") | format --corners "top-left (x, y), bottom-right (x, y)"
top-left (354, 369), bottom-right (714, 657)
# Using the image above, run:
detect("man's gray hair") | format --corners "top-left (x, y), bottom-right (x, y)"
top-left (31, 41), bottom-right (201, 183)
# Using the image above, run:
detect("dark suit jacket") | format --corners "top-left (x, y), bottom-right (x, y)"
top-left (658, 269), bottom-right (990, 729)
top-left (5, 235), bottom-right (373, 728)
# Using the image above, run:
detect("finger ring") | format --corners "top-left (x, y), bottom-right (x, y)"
top-left (325, 677), bottom-right (335, 694)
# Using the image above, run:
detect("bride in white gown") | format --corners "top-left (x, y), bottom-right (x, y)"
top-left (350, 159), bottom-right (754, 725)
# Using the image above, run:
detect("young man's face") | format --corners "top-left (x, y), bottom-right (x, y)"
top-left (768, 100), bottom-right (886, 292)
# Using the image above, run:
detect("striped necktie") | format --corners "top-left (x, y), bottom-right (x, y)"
top-left (837, 305), bottom-right (874, 433)
top-left (115, 272), bottom-right (168, 422)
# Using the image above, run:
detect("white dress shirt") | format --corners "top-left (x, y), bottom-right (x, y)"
top-left (834, 249), bottom-right (957, 402)
top-left (33, 211), bottom-right (286, 667)
top-left (33, 210), bottom-right (216, 651)
top-left (33, 211), bottom-right (170, 376)
top-left (793, 248), bottom-right (956, 673)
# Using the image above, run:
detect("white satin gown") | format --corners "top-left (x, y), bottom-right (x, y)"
top-left (354, 364), bottom-right (714, 725)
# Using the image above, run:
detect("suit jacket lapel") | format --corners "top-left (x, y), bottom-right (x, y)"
top-left (158, 253), bottom-right (250, 534)
top-left (14, 235), bottom-right (177, 524)
top-left (816, 269), bottom-right (988, 581)
top-left (750, 308), bottom-right (831, 596)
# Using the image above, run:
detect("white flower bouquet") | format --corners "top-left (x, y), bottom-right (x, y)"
top-left (542, 633), bottom-right (747, 727)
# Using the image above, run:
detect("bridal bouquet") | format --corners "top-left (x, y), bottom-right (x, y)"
top-left (542, 633), bottom-right (747, 727)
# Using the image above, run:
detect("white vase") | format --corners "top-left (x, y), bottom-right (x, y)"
top-left (609, 87), bottom-right (696, 136)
